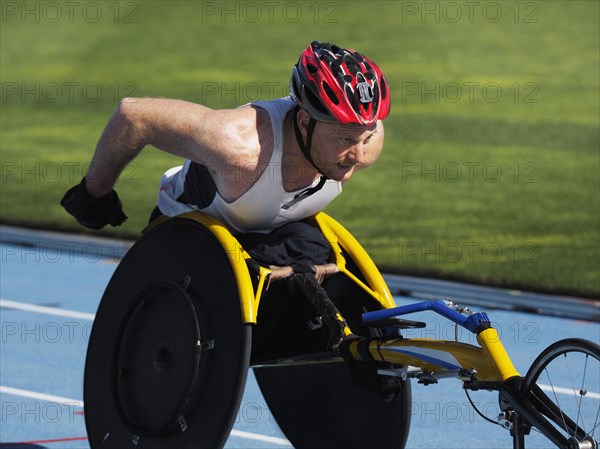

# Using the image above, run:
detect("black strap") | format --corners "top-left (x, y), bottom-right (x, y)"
top-left (285, 107), bottom-right (329, 209)
top-left (292, 107), bottom-right (320, 172)
top-left (281, 175), bottom-right (327, 210)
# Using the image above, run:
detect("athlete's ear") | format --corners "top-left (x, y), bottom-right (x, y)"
top-left (296, 108), bottom-right (312, 138)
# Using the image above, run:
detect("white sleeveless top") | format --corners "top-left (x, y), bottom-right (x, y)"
top-left (156, 97), bottom-right (342, 234)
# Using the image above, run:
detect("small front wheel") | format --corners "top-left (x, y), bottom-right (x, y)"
top-left (514, 338), bottom-right (600, 448)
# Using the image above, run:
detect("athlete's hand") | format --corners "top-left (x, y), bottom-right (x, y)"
top-left (60, 177), bottom-right (127, 229)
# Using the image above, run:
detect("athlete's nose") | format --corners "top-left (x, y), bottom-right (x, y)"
top-left (345, 145), bottom-right (367, 165)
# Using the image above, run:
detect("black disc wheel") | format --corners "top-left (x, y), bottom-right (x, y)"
top-left (84, 217), bottom-right (252, 449)
top-left (253, 248), bottom-right (412, 449)
top-left (514, 338), bottom-right (600, 448)
top-left (254, 360), bottom-right (411, 449)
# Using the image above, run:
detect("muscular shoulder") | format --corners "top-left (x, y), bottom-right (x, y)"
top-left (210, 104), bottom-right (273, 172)
top-left (202, 105), bottom-right (275, 200)
top-left (115, 97), bottom-right (272, 172)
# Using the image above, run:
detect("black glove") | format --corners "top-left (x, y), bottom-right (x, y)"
top-left (60, 177), bottom-right (127, 229)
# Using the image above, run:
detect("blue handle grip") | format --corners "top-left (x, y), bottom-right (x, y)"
top-left (362, 299), bottom-right (490, 334)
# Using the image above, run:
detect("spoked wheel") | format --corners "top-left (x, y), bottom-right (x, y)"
top-left (514, 338), bottom-right (600, 448)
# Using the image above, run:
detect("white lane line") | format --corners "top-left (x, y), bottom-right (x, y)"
top-left (0, 386), bottom-right (84, 408)
top-left (0, 299), bottom-right (95, 321)
top-left (539, 384), bottom-right (600, 400)
top-left (229, 430), bottom-right (292, 446)
top-left (0, 385), bottom-right (292, 446)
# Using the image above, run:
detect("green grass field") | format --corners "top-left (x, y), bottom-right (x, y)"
top-left (1, 1), bottom-right (598, 296)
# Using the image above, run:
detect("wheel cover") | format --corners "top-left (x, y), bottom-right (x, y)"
top-left (84, 218), bottom-right (251, 449)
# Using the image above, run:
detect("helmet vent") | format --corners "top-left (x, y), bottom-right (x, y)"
top-left (343, 55), bottom-right (361, 75)
top-left (322, 52), bottom-right (335, 65)
top-left (330, 62), bottom-right (344, 78)
top-left (373, 83), bottom-right (381, 106)
top-left (380, 78), bottom-right (387, 100)
top-left (351, 50), bottom-right (364, 62)
top-left (307, 63), bottom-right (319, 74)
top-left (323, 82), bottom-right (339, 105)
top-left (345, 85), bottom-right (360, 112)
top-left (305, 88), bottom-right (330, 115)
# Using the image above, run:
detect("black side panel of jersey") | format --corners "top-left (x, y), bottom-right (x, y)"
top-left (176, 162), bottom-right (218, 209)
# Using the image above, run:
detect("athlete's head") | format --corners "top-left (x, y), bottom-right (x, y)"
top-left (289, 41), bottom-right (389, 179)
top-left (290, 41), bottom-right (390, 126)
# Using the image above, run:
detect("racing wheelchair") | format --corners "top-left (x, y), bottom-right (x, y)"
top-left (83, 212), bottom-right (599, 449)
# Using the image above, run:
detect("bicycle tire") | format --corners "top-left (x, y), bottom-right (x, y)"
top-left (514, 338), bottom-right (600, 448)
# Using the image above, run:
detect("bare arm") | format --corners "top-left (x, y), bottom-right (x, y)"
top-left (85, 97), bottom-right (261, 197)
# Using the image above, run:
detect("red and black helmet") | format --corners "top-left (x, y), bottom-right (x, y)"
top-left (290, 41), bottom-right (391, 125)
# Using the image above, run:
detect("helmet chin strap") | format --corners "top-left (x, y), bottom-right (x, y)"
top-left (283, 107), bottom-right (329, 210)
top-left (292, 107), bottom-right (325, 176)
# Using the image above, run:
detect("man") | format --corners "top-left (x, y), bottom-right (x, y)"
top-left (61, 41), bottom-right (390, 240)
top-left (61, 41), bottom-right (391, 354)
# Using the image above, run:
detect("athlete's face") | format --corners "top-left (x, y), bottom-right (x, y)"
top-left (297, 110), bottom-right (384, 182)
top-left (311, 120), bottom-right (384, 182)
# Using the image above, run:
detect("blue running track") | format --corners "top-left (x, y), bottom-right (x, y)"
top-left (1, 236), bottom-right (598, 448)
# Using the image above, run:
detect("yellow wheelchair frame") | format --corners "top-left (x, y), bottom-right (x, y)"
top-left (164, 211), bottom-right (397, 324)
top-left (173, 211), bottom-right (517, 384)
